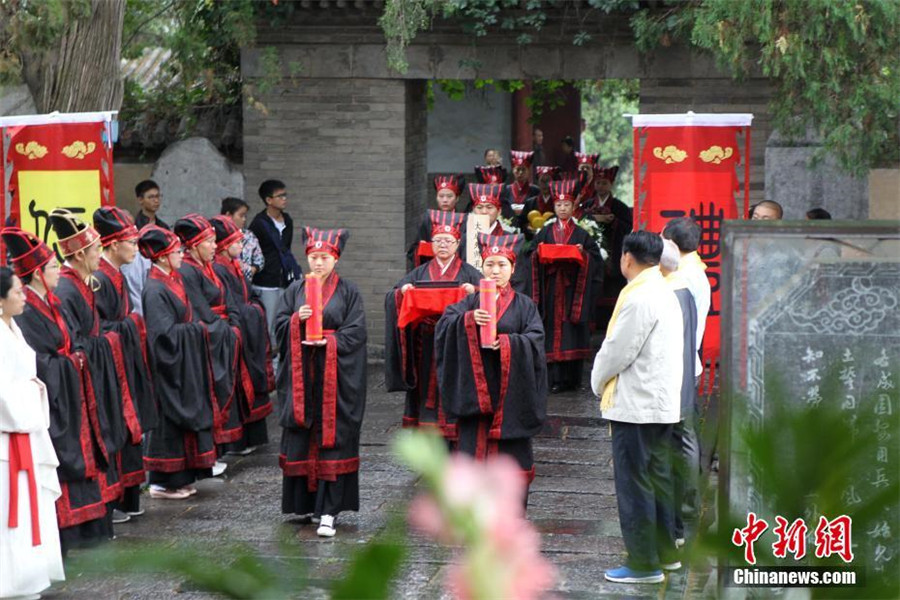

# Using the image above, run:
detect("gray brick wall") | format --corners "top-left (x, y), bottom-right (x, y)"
top-left (244, 78), bottom-right (419, 354)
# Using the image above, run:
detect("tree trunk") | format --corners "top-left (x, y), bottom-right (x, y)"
top-left (21, 0), bottom-right (125, 113)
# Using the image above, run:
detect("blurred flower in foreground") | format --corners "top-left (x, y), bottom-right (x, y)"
top-left (395, 430), bottom-right (556, 600)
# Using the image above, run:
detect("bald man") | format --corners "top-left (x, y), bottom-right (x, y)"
top-left (750, 200), bottom-right (783, 220)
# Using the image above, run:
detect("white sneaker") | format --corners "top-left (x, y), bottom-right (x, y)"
top-left (212, 461), bottom-right (228, 477)
top-left (226, 446), bottom-right (256, 456)
top-left (675, 537), bottom-right (686, 548)
top-left (148, 487), bottom-right (191, 500)
top-left (316, 514), bottom-right (336, 537)
top-left (661, 561), bottom-right (682, 571)
top-left (112, 509), bottom-right (131, 524)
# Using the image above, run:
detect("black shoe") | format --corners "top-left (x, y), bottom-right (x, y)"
top-left (550, 384), bottom-right (562, 394)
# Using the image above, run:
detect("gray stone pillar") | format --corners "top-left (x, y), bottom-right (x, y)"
top-left (764, 129), bottom-right (868, 219)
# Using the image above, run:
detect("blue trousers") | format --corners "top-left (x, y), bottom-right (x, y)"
top-left (611, 421), bottom-right (677, 570)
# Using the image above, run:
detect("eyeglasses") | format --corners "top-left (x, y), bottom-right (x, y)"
top-left (433, 239), bottom-right (458, 246)
top-left (271, 192), bottom-right (288, 199)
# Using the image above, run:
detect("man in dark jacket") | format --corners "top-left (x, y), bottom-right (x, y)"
top-left (249, 179), bottom-right (302, 339)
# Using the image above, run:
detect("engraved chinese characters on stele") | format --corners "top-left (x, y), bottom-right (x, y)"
top-left (741, 262), bottom-right (900, 581)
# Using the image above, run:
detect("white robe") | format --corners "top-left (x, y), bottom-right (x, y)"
top-left (0, 318), bottom-right (65, 598)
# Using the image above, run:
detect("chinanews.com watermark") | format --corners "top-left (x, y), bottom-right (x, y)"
top-left (727, 512), bottom-right (864, 588)
top-left (725, 567), bottom-right (862, 588)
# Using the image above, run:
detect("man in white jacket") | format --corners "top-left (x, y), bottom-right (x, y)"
top-left (591, 231), bottom-right (684, 584)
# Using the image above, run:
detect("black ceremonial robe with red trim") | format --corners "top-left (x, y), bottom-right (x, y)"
top-left (435, 286), bottom-right (548, 481)
top-left (94, 259), bottom-right (157, 489)
top-left (56, 267), bottom-right (135, 504)
top-left (580, 195), bottom-right (632, 300)
top-left (16, 291), bottom-right (109, 532)
top-left (501, 182), bottom-right (541, 230)
top-left (180, 258), bottom-right (246, 445)
top-left (528, 222), bottom-right (603, 362)
top-left (213, 256), bottom-right (274, 438)
top-left (141, 269), bottom-right (217, 481)
top-left (459, 220), bottom-right (532, 295)
top-left (273, 274), bottom-right (367, 515)
top-left (384, 257), bottom-right (482, 435)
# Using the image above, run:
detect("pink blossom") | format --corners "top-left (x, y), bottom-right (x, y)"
top-left (442, 454), bottom-right (485, 510)
top-left (407, 448), bottom-right (556, 599)
top-left (445, 562), bottom-right (474, 600)
top-left (483, 454), bottom-right (527, 512)
top-left (408, 495), bottom-right (448, 541)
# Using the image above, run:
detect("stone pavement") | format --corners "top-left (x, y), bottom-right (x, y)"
top-left (49, 368), bottom-right (699, 599)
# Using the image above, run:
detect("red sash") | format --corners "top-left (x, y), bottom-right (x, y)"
top-left (7, 433), bottom-right (41, 546)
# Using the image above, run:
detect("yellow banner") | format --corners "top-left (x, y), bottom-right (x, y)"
top-left (18, 170), bottom-right (102, 258)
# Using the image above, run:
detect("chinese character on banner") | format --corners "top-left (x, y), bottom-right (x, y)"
top-left (630, 113), bottom-right (753, 396)
top-left (1, 112), bottom-right (117, 262)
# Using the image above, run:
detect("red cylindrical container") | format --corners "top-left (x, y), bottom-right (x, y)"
top-left (479, 278), bottom-right (497, 348)
top-left (305, 274), bottom-right (323, 341)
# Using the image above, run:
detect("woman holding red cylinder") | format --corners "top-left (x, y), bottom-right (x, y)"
top-left (273, 227), bottom-right (367, 538)
top-left (435, 233), bottom-right (548, 501)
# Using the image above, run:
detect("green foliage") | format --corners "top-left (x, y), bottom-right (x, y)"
top-left (379, 0), bottom-right (442, 75)
top-left (632, 0), bottom-right (900, 174)
top-left (581, 79), bottom-right (639, 206)
top-left (118, 0), bottom-right (257, 128)
top-left (0, 0), bottom-right (92, 84)
top-left (331, 518), bottom-right (408, 600)
top-left (428, 77), bottom-right (577, 126)
top-left (69, 540), bottom-right (296, 599)
top-left (380, 0), bottom-right (899, 174)
top-left (68, 522), bottom-right (408, 599)
top-left (693, 368), bottom-right (900, 597)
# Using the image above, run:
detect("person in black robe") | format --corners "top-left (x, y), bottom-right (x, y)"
top-left (139, 226), bottom-right (216, 498)
top-left (435, 233), bottom-right (548, 502)
top-left (386, 210), bottom-right (482, 439)
top-left (175, 214), bottom-right (246, 466)
top-left (406, 175), bottom-right (465, 269)
top-left (474, 164), bottom-right (507, 187)
top-left (4, 227), bottom-right (112, 553)
top-left (273, 227), bottom-right (367, 538)
top-left (501, 150), bottom-right (541, 229)
top-left (49, 209), bottom-right (134, 527)
top-left (532, 166), bottom-right (560, 216)
top-left (210, 215), bottom-right (274, 453)
top-left (92, 207), bottom-right (158, 519)
top-left (580, 165), bottom-right (633, 325)
top-left (528, 180), bottom-right (604, 393)
top-left (572, 152), bottom-right (599, 213)
top-left (558, 135), bottom-right (578, 175)
top-left (461, 183), bottom-right (531, 295)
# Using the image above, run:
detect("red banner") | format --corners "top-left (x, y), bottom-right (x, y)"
top-left (2, 115), bottom-right (115, 261)
top-left (633, 118), bottom-right (751, 394)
